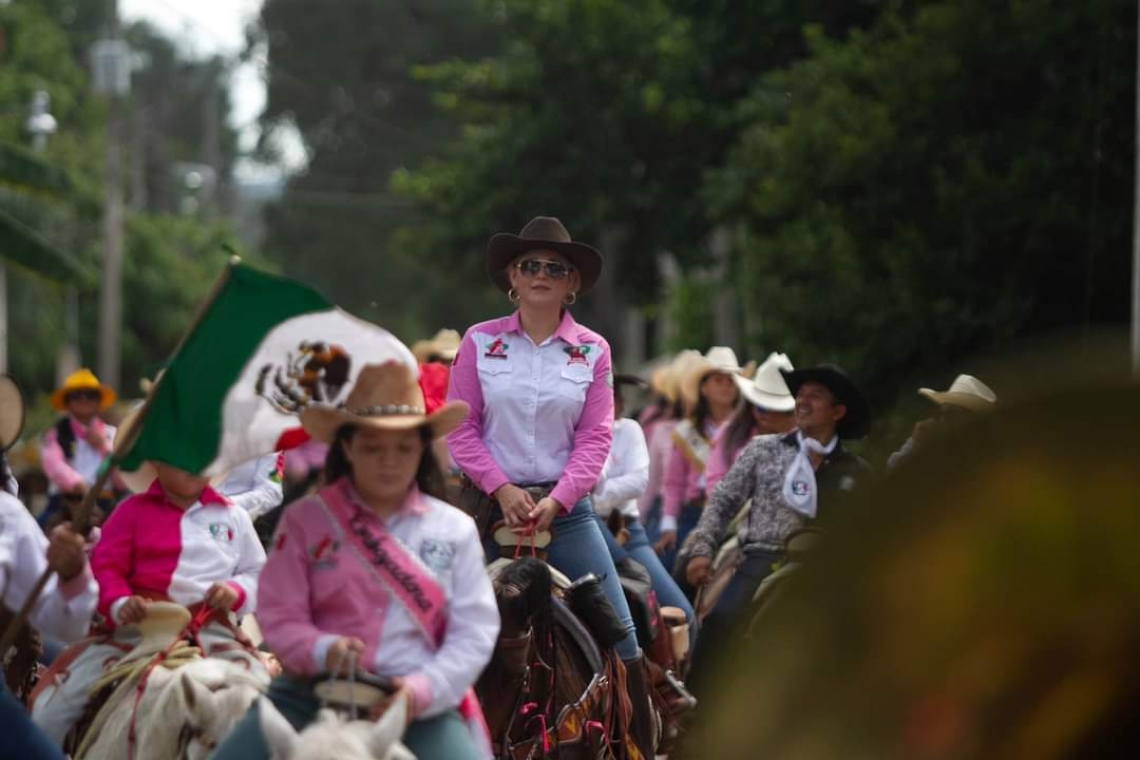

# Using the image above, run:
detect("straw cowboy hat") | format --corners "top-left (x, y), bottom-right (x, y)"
top-left (680, 347), bottom-right (747, 407)
top-left (426, 329), bottom-right (461, 362)
top-left (301, 362), bottom-right (469, 445)
top-left (412, 329), bottom-right (460, 364)
top-left (918, 374), bottom-right (997, 413)
top-left (0, 374), bottom-right (26, 451)
top-left (50, 368), bottom-right (116, 411)
top-left (650, 364), bottom-right (678, 404)
top-left (486, 216), bottom-right (603, 294)
top-left (733, 352), bottom-right (795, 412)
top-left (781, 363), bottom-right (872, 440)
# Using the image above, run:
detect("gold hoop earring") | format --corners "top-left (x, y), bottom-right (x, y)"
top-left (508, 287), bottom-right (521, 304)
top-left (563, 291), bottom-right (577, 306)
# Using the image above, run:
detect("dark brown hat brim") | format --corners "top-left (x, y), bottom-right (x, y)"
top-left (486, 234), bottom-right (603, 294)
top-left (781, 365), bottom-right (871, 440)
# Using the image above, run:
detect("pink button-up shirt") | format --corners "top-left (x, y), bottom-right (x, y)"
top-left (447, 310), bottom-right (614, 512)
top-left (661, 419), bottom-right (725, 532)
top-left (258, 482), bottom-right (499, 718)
top-left (704, 425), bottom-right (758, 497)
top-left (91, 481), bottom-right (264, 621)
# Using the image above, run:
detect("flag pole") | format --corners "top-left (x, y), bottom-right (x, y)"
top-left (0, 255), bottom-right (241, 654)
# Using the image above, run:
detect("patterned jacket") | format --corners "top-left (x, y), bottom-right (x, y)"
top-left (686, 432), bottom-right (871, 559)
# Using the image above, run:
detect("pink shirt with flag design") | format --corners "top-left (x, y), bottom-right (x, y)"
top-left (446, 310), bottom-right (614, 511)
top-left (91, 481), bottom-right (265, 621)
top-left (258, 481), bottom-right (499, 719)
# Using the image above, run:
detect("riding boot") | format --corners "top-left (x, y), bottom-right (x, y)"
top-left (623, 655), bottom-right (656, 760)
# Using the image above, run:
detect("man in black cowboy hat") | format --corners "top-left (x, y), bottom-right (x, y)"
top-left (678, 364), bottom-right (871, 695)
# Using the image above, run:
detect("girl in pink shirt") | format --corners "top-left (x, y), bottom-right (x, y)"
top-left (654, 348), bottom-right (744, 570)
top-left (32, 461), bottom-right (267, 744)
top-left (212, 362), bottom-right (498, 760)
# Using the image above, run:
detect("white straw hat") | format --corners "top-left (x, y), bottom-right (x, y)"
top-left (733, 352), bottom-right (795, 412)
top-left (918, 374), bottom-right (997, 413)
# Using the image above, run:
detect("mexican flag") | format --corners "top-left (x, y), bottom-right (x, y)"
top-left (117, 260), bottom-right (416, 478)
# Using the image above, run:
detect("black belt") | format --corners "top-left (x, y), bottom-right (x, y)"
top-left (459, 476), bottom-right (557, 495)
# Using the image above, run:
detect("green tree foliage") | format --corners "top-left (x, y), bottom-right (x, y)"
top-left (0, 2), bottom-right (250, 406)
top-left (707, 0), bottom-right (1135, 407)
top-left (395, 0), bottom-right (880, 311)
top-left (250, 0), bottom-right (498, 338)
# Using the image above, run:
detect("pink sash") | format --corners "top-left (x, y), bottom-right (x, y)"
top-left (320, 481), bottom-right (493, 758)
top-left (321, 481), bottom-right (448, 646)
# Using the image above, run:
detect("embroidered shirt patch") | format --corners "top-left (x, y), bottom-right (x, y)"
top-left (308, 535), bottom-right (340, 566)
top-left (484, 337), bottom-right (509, 360)
top-left (564, 345), bottom-right (592, 365)
top-left (208, 522), bottom-right (235, 542)
top-left (418, 538), bottom-right (456, 575)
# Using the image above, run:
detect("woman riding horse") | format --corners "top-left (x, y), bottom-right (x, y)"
top-left (446, 216), bottom-right (656, 758)
top-left (212, 361), bottom-right (499, 760)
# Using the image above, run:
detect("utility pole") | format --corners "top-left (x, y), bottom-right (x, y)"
top-left (92, 1), bottom-right (129, 390)
top-left (1133, 0), bottom-right (1140, 376)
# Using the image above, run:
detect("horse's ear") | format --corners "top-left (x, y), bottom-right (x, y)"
top-left (180, 672), bottom-right (213, 718)
top-left (368, 695), bottom-right (408, 756)
top-left (258, 697), bottom-right (299, 760)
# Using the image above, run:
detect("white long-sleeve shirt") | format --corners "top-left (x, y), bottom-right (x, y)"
top-left (216, 453), bottom-right (284, 519)
top-left (0, 492), bottom-right (97, 642)
top-left (592, 418), bottom-right (650, 520)
top-left (259, 483), bottom-right (500, 718)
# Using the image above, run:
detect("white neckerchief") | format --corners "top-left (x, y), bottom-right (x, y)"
top-left (782, 431), bottom-right (838, 519)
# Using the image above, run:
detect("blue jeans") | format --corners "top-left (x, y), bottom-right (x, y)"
top-left (211, 675), bottom-right (482, 760)
top-left (0, 686), bottom-right (64, 760)
top-left (546, 499), bottom-right (641, 661)
top-left (687, 548), bottom-right (782, 696)
top-left (484, 497), bottom-right (641, 661)
top-left (642, 496), bottom-right (662, 545)
top-left (659, 500), bottom-right (704, 575)
top-left (595, 516), bottom-right (695, 635)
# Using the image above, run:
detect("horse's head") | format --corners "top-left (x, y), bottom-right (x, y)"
top-left (493, 557), bottom-right (553, 676)
top-left (259, 696), bottom-right (414, 760)
top-left (168, 659), bottom-right (268, 759)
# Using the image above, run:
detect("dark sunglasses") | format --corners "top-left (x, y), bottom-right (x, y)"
top-left (67, 390), bottom-right (102, 402)
top-left (515, 259), bottom-right (572, 279)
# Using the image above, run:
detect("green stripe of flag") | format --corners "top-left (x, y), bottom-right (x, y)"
top-left (118, 263), bottom-right (331, 474)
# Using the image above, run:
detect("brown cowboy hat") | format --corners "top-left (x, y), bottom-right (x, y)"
top-left (781, 364), bottom-right (872, 440)
top-left (486, 216), bottom-right (603, 295)
top-left (301, 361), bottom-right (469, 444)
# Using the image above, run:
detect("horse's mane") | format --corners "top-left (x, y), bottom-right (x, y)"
top-left (496, 557), bottom-right (554, 636)
top-left (144, 658), bottom-right (266, 750)
top-left (80, 657), bottom-right (265, 760)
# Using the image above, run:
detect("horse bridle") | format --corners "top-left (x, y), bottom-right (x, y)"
top-left (496, 622), bottom-right (560, 760)
top-left (175, 722), bottom-right (217, 758)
